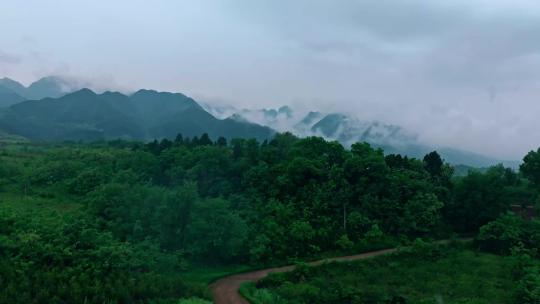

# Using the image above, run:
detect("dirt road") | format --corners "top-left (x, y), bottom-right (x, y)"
top-left (210, 247), bottom-right (397, 304)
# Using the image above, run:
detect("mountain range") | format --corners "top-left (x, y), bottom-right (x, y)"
top-left (203, 103), bottom-right (520, 168)
top-left (0, 87), bottom-right (274, 142)
top-left (0, 76), bottom-right (74, 105)
top-left (0, 76), bottom-right (520, 167)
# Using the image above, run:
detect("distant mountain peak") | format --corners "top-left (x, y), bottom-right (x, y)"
top-left (278, 105), bottom-right (293, 118)
top-left (25, 76), bottom-right (74, 100)
top-left (36, 75), bottom-right (61, 82)
top-left (101, 91), bottom-right (127, 98)
top-left (295, 111), bottom-right (324, 133)
top-left (311, 113), bottom-right (347, 137)
top-left (0, 77), bottom-right (27, 97)
top-left (131, 89), bottom-right (189, 100)
top-left (0, 76), bottom-right (76, 100)
top-left (132, 89), bottom-right (158, 95)
top-left (0, 85), bottom-right (25, 108)
top-left (68, 88), bottom-right (97, 97)
top-left (0, 77), bottom-right (24, 86)
top-left (29, 76), bottom-right (70, 88)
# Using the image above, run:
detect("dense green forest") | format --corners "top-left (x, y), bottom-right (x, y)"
top-left (1, 132), bottom-right (539, 303)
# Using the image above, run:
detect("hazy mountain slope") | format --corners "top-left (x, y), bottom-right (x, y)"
top-left (0, 89), bottom-right (144, 141)
top-left (0, 85), bottom-right (25, 108)
top-left (0, 89), bottom-right (275, 142)
top-left (99, 91), bottom-right (139, 118)
top-left (25, 76), bottom-right (73, 100)
top-left (310, 113), bottom-right (345, 137)
top-left (294, 111), bottom-right (323, 133)
top-left (0, 78), bottom-right (27, 97)
top-left (129, 90), bottom-right (202, 128)
top-left (436, 147), bottom-right (520, 169)
top-left (0, 76), bottom-right (75, 102)
top-left (201, 102), bottom-right (237, 119)
top-left (129, 90), bottom-right (274, 141)
top-left (375, 142), bottom-right (519, 168)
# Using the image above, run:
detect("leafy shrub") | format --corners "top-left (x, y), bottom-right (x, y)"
top-left (68, 168), bottom-right (109, 195)
top-left (476, 213), bottom-right (540, 256)
top-left (336, 234), bottom-right (354, 251)
top-left (476, 213), bottom-right (523, 254)
top-left (514, 266), bottom-right (540, 303)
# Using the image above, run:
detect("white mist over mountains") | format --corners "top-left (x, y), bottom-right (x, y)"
top-left (199, 99), bottom-right (520, 167)
top-left (0, 74), bottom-right (524, 166)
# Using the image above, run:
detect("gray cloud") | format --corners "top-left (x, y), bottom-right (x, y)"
top-left (0, 50), bottom-right (21, 64)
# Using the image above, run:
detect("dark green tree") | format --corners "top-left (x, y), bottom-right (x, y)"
top-left (521, 148), bottom-right (540, 188)
top-left (199, 133), bottom-right (213, 146)
top-left (423, 151), bottom-right (443, 177)
top-left (174, 133), bottom-right (184, 144)
top-left (160, 182), bottom-right (198, 250)
top-left (216, 136), bottom-right (227, 147)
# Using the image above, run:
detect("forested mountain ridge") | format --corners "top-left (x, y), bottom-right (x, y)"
top-left (0, 88), bottom-right (275, 142)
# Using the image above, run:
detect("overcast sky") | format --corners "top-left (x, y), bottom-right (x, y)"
top-left (1, 0), bottom-right (540, 159)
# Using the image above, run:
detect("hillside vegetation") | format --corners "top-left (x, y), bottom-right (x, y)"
top-left (243, 242), bottom-right (515, 304)
top-left (0, 133), bottom-right (539, 303)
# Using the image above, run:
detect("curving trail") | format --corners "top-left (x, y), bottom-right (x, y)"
top-left (210, 248), bottom-right (397, 304)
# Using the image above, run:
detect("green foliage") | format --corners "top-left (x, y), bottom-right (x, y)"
top-left (522, 148), bottom-right (540, 188)
top-left (160, 183), bottom-right (199, 250)
top-left (447, 165), bottom-right (533, 232)
top-left (0, 207), bottom-right (199, 303)
top-left (423, 151), bottom-right (444, 177)
top-left (514, 265), bottom-right (540, 303)
top-left (399, 238), bottom-right (446, 261)
top-left (336, 234), bottom-right (354, 251)
top-left (476, 213), bottom-right (540, 255)
top-left (0, 159), bottom-right (20, 184)
top-left (251, 247), bottom-right (514, 304)
top-left (187, 198), bottom-right (248, 262)
top-left (1, 134), bottom-right (540, 302)
top-left (476, 214), bottom-right (540, 303)
top-left (69, 167), bottom-right (109, 195)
